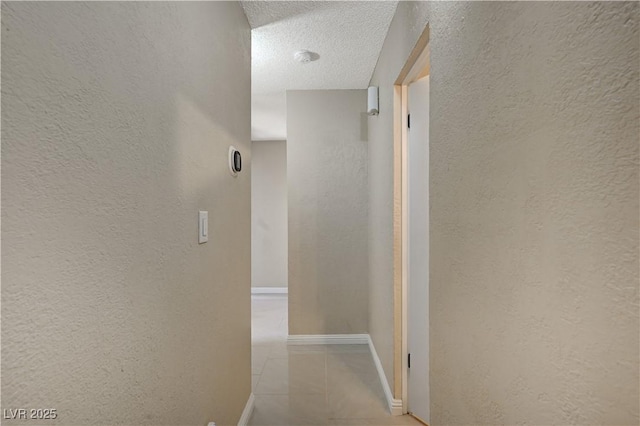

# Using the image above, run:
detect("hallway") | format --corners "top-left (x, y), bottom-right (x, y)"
top-left (2, 2), bottom-right (638, 425)
top-left (249, 295), bottom-right (421, 425)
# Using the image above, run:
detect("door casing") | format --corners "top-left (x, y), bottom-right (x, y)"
top-left (392, 23), bottom-right (430, 418)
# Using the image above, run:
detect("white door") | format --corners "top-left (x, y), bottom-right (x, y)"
top-left (407, 75), bottom-right (430, 423)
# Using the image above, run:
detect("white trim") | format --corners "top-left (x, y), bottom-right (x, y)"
top-left (287, 334), bottom-right (369, 345)
top-left (401, 84), bottom-right (410, 414)
top-left (251, 287), bottom-right (288, 294)
top-left (367, 335), bottom-right (404, 416)
top-left (237, 392), bottom-right (255, 426)
top-left (285, 334), bottom-right (404, 416)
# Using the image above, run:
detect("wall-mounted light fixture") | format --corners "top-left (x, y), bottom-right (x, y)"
top-left (367, 86), bottom-right (379, 116)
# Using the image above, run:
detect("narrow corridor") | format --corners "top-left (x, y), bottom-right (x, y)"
top-left (249, 295), bottom-right (422, 425)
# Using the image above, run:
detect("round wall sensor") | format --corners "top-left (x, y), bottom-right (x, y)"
top-left (229, 146), bottom-right (241, 177)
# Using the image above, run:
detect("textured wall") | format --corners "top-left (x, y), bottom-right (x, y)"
top-left (252, 140), bottom-right (288, 287)
top-left (287, 90), bottom-right (369, 335)
top-left (370, 1), bottom-right (639, 424)
top-left (429, 2), bottom-right (639, 424)
top-left (368, 0), bottom-right (430, 397)
top-left (1, 2), bottom-right (251, 425)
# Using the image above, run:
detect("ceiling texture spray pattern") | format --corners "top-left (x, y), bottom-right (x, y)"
top-left (242, 1), bottom-right (399, 140)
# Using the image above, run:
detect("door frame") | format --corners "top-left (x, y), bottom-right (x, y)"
top-left (392, 23), bottom-right (430, 417)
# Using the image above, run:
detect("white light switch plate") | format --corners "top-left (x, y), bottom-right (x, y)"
top-left (199, 211), bottom-right (208, 244)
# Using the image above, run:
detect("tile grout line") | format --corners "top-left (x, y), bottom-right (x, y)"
top-left (325, 346), bottom-right (329, 422)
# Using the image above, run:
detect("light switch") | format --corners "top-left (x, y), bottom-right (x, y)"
top-left (199, 211), bottom-right (208, 244)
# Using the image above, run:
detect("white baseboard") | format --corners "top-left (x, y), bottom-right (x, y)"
top-left (285, 333), bottom-right (403, 416)
top-left (251, 287), bottom-right (288, 294)
top-left (237, 392), bottom-right (255, 426)
top-left (287, 334), bottom-right (369, 345)
top-left (367, 335), bottom-right (404, 416)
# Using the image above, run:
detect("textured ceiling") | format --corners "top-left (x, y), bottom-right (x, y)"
top-left (242, 1), bottom-right (398, 140)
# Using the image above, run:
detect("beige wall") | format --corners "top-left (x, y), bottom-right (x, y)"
top-left (287, 90), bottom-right (368, 335)
top-left (370, 1), bottom-right (639, 424)
top-left (251, 140), bottom-right (288, 288)
top-left (1, 2), bottom-right (251, 425)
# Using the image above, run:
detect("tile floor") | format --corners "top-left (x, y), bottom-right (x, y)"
top-left (249, 294), bottom-right (422, 426)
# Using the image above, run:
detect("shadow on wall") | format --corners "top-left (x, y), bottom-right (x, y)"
top-left (360, 112), bottom-right (370, 142)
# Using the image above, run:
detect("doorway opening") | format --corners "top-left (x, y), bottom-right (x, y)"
top-left (250, 139), bottom-right (289, 392)
top-left (393, 23), bottom-right (430, 425)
